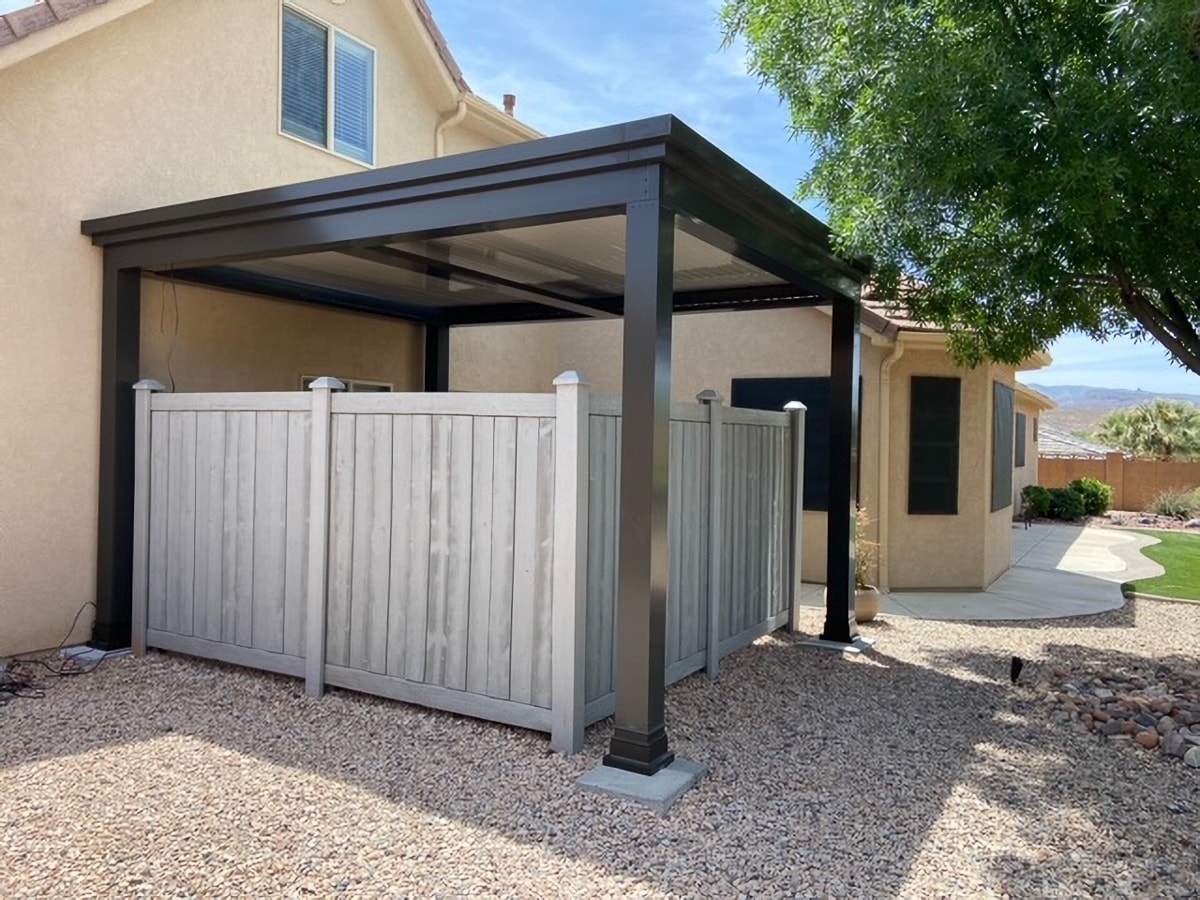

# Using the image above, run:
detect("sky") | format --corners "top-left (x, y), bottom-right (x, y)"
top-left (429, 0), bottom-right (1200, 397)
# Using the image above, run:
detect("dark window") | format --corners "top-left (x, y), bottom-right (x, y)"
top-left (1015, 413), bottom-right (1027, 467)
top-left (908, 376), bottom-right (960, 515)
top-left (992, 383), bottom-right (1015, 511)
top-left (282, 7), bottom-right (375, 164)
top-left (282, 9), bottom-right (328, 146)
top-left (730, 377), bottom-right (861, 511)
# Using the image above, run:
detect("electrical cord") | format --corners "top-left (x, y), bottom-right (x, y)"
top-left (0, 601), bottom-right (112, 708)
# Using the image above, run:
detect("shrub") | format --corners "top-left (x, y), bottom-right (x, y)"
top-left (1021, 484), bottom-right (1053, 518)
top-left (1147, 487), bottom-right (1200, 519)
top-left (1048, 487), bottom-right (1086, 521)
top-left (1068, 477), bottom-right (1115, 516)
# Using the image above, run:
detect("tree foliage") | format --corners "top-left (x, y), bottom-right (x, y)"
top-left (722, 0), bottom-right (1200, 375)
top-left (1095, 399), bottom-right (1200, 459)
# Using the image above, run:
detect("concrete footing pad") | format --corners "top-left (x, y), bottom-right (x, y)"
top-left (800, 635), bottom-right (877, 654)
top-left (577, 759), bottom-right (706, 813)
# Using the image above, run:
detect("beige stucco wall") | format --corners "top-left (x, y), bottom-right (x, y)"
top-left (884, 350), bottom-right (1016, 590)
top-left (983, 366), bottom-right (1018, 587)
top-left (0, 0), bottom-right (522, 655)
top-left (452, 307), bottom-right (887, 584)
top-left (139, 280), bottom-right (423, 392)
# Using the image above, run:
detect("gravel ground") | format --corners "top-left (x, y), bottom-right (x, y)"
top-left (3, 600), bottom-right (1199, 898)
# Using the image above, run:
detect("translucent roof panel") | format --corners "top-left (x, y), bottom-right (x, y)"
top-left (178, 212), bottom-right (790, 322)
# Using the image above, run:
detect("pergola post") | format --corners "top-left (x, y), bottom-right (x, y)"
top-left (425, 323), bottom-right (449, 391)
top-left (603, 198), bottom-right (675, 776)
top-left (822, 295), bottom-right (862, 644)
top-left (91, 261), bottom-right (142, 650)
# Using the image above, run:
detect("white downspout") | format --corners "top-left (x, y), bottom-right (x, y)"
top-left (877, 338), bottom-right (905, 591)
top-left (434, 98), bottom-right (468, 157)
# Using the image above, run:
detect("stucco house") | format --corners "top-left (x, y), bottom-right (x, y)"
top-left (454, 304), bottom-right (1054, 592)
top-left (1, 0), bottom-right (1051, 667)
top-left (0, 0), bottom-right (537, 657)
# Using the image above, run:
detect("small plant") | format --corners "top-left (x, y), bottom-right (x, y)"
top-left (1022, 484), bottom-right (1053, 519)
top-left (854, 505), bottom-right (880, 588)
top-left (1048, 487), bottom-right (1086, 521)
top-left (1147, 487), bottom-right (1200, 519)
top-left (1068, 477), bottom-right (1115, 517)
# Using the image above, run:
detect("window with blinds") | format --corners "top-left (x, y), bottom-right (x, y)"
top-left (281, 7), bottom-right (375, 165)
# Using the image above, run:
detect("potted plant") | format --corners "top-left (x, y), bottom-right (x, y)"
top-left (854, 505), bottom-right (882, 623)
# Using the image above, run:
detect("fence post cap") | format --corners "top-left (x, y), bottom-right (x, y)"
top-left (552, 370), bottom-right (590, 387)
top-left (308, 377), bottom-right (346, 391)
top-left (784, 401), bottom-right (808, 412)
top-left (696, 389), bottom-right (723, 404)
top-left (133, 379), bottom-right (167, 392)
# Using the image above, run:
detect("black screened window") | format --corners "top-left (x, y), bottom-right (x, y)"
top-left (908, 376), bottom-right (960, 515)
top-left (992, 383), bottom-right (1015, 511)
top-left (1015, 413), bottom-right (1027, 468)
top-left (731, 377), bottom-right (861, 511)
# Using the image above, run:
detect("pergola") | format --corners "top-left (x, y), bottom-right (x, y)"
top-left (83, 115), bottom-right (869, 776)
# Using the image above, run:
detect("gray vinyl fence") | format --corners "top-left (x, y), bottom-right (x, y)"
top-left (131, 374), bottom-right (806, 753)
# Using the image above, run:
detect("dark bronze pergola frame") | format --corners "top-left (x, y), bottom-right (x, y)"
top-left (83, 115), bottom-right (868, 775)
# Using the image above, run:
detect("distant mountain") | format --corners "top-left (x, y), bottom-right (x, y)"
top-left (1028, 384), bottom-right (1200, 409)
top-left (1026, 384), bottom-right (1200, 437)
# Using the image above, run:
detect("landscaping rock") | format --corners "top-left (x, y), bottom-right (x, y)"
top-left (1034, 657), bottom-right (1200, 767)
top-left (1186, 747), bottom-right (1200, 769)
top-left (1163, 733), bottom-right (1187, 757)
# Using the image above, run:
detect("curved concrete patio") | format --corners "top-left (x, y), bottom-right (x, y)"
top-left (800, 523), bottom-right (1165, 622)
top-left (886, 523), bottom-right (1163, 620)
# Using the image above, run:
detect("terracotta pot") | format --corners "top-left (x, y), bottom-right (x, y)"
top-left (855, 585), bottom-right (881, 623)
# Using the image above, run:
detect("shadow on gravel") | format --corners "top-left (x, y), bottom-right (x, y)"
top-left (2, 613), bottom-right (1196, 896)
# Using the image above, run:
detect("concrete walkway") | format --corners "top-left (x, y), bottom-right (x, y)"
top-left (800, 523), bottom-right (1164, 622)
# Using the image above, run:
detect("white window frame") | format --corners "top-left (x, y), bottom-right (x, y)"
top-left (301, 376), bottom-right (393, 393)
top-left (279, 3), bottom-right (378, 167)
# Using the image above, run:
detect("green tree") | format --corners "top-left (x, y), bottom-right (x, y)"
top-left (1095, 399), bottom-right (1200, 459)
top-left (722, 0), bottom-right (1200, 375)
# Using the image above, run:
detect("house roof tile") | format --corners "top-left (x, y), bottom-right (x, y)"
top-left (0, 0), bottom-right (104, 46)
top-left (1038, 427), bottom-right (1124, 459)
top-left (1, 0), bottom-right (473, 99)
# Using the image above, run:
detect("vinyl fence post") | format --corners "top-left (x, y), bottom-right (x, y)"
top-left (130, 379), bottom-right (166, 657)
top-left (785, 401), bottom-right (807, 634)
top-left (697, 389), bottom-right (724, 678)
top-left (305, 377), bottom-right (344, 697)
top-left (551, 371), bottom-right (590, 753)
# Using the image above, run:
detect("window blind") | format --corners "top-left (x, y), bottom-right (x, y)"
top-left (334, 33), bottom-right (375, 164)
top-left (281, 9), bottom-right (328, 146)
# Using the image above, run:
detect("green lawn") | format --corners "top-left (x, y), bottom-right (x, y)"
top-left (1123, 529), bottom-right (1200, 602)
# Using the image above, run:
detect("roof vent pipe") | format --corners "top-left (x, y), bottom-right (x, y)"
top-left (503, 93), bottom-right (516, 116)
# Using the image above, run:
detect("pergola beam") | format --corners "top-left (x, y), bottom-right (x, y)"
top-left (340, 245), bottom-right (617, 320)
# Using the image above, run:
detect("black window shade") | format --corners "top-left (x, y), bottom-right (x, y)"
top-left (992, 383), bottom-right (1015, 511)
top-left (730, 377), bottom-right (860, 512)
top-left (1015, 413), bottom-right (1027, 468)
top-left (908, 376), bottom-right (960, 515)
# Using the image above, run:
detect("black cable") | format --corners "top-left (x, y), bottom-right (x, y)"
top-left (1, 602), bottom-right (113, 710)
